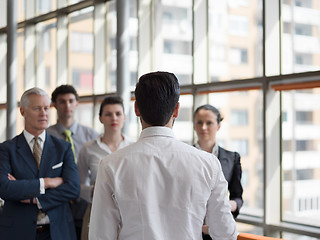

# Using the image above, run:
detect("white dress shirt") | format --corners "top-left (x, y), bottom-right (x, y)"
top-left (77, 135), bottom-right (133, 203)
top-left (90, 127), bottom-right (237, 240)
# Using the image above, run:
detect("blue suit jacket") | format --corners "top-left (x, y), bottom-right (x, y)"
top-left (0, 132), bottom-right (80, 240)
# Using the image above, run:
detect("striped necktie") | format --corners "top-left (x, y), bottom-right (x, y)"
top-left (63, 129), bottom-right (76, 163)
top-left (33, 137), bottom-right (42, 169)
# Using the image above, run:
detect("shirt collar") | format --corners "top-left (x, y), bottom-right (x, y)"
top-left (139, 126), bottom-right (175, 140)
top-left (56, 121), bottom-right (78, 135)
top-left (23, 129), bottom-right (46, 144)
top-left (194, 141), bottom-right (219, 157)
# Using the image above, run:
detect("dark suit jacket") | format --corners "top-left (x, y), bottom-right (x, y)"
top-left (203, 146), bottom-right (243, 240)
top-left (218, 146), bottom-right (243, 218)
top-left (0, 132), bottom-right (80, 240)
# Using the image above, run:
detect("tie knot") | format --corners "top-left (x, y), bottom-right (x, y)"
top-left (64, 129), bottom-right (72, 137)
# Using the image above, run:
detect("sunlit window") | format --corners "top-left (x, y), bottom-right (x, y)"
top-left (282, 88), bottom-right (320, 227)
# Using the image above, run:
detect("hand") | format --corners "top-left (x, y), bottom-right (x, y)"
top-left (8, 173), bottom-right (16, 180)
top-left (229, 200), bottom-right (237, 212)
top-left (202, 225), bottom-right (209, 234)
top-left (44, 177), bottom-right (64, 189)
top-left (20, 198), bottom-right (37, 204)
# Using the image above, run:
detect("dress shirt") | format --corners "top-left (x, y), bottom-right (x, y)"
top-left (47, 121), bottom-right (99, 161)
top-left (194, 142), bottom-right (219, 157)
top-left (23, 130), bottom-right (49, 225)
top-left (90, 126), bottom-right (237, 240)
top-left (77, 134), bottom-right (133, 203)
top-left (23, 130), bottom-right (45, 194)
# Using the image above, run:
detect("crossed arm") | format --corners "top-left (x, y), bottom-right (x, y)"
top-left (7, 173), bottom-right (63, 204)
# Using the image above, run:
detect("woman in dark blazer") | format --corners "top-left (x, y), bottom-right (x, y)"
top-left (193, 104), bottom-right (243, 240)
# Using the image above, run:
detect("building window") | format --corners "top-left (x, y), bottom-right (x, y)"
top-left (229, 15), bottom-right (248, 36)
top-left (296, 140), bottom-right (314, 151)
top-left (231, 109), bottom-right (248, 125)
top-left (296, 169), bottom-right (314, 181)
top-left (230, 48), bottom-right (248, 64)
top-left (296, 111), bottom-right (313, 124)
top-left (70, 32), bottom-right (93, 53)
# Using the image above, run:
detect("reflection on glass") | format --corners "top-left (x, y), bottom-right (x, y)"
top-left (158, 1), bottom-right (193, 85)
top-left (281, 1), bottom-right (320, 74)
top-left (208, 90), bottom-right (263, 216)
top-left (36, 0), bottom-right (56, 16)
top-left (69, 7), bottom-right (94, 95)
top-left (36, 19), bottom-right (57, 94)
top-left (282, 88), bottom-right (320, 227)
top-left (208, 0), bottom-right (263, 82)
top-left (173, 95), bottom-right (193, 144)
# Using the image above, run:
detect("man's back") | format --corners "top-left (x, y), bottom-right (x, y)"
top-left (90, 127), bottom-right (237, 240)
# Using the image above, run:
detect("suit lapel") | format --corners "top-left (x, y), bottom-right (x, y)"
top-left (16, 133), bottom-right (38, 176)
top-left (39, 133), bottom-right (57, 175)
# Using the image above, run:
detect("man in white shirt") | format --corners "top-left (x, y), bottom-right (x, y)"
top-left (89, 71), bottom-right (238, 240)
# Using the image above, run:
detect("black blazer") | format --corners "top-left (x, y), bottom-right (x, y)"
top-left (218, 146), bottom-right (243, 217)
top-left (202, 146), bottom-right (243, 240)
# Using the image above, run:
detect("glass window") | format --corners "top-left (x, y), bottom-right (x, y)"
top-left (281, 1), bottom-right (320, 74)
top-left (208, 90), bottom-right (263, 216)
top-left (69, 7), bottom-right (94, 95)
top-left (18, 0), bottom-right (25, 22)
top-left (76, 102), bottom-right (94, 128)
top-left (230, 109), bottom-right (248, 125)
top-left (208, 0), bottom-right (263, 81)
top-left (0, 34), bottom-right (6, 103)
top-left (282, 88), bottom-right (320, 227)
top-left (37, 0), bottom-right (56, 15)
top-left (173, 94), bottom-right (193, 144)
top-left (0, 0), bottom-right (6, 28)
top-left (105, 0), bottom-right (138, 92)
top-left (229, 48), bottom-right (248, 64)
top-left (36, 19), bottom-right (57, 94)
top-left (157, 1), bottom-right (193, 85)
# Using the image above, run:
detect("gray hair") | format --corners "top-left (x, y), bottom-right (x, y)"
top-left (20, 87), bottom-right (51, 108)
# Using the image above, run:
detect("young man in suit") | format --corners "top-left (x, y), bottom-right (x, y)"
top-left (0, 87), bottom-right (80, 240)
top-left (89, 71), bottom-right (237, 240)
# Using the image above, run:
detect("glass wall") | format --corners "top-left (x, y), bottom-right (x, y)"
top-left (1, 0), bottom-right (320, 238)
top-left (282, 88), bottom-right (320, 227)
top-left (281, 0), bottom-right (320, 74)
top-left (208, 0), bottom-right (263, 82)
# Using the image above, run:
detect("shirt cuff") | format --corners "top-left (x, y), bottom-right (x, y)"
top-left (39, 178), bottom-right (45, 194)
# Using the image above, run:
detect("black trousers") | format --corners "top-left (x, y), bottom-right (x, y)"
top-left (36, 225), bottom-right (51, 240)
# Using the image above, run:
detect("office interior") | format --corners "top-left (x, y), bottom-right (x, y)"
top-left (1, 0), bottom-right (320, 239)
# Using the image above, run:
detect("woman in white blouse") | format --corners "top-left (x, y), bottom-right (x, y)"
top-left (77, 95), bottom-right (133, 240)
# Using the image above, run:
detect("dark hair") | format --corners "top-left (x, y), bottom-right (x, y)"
top-left (99, 95), bottom-right (124, 116)
top-left (51, 85), bottom-right (79, 102)
top-left (135, 71), bottom-right (180, 126)
top-left (193, 104), bottom-right (224, 124)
